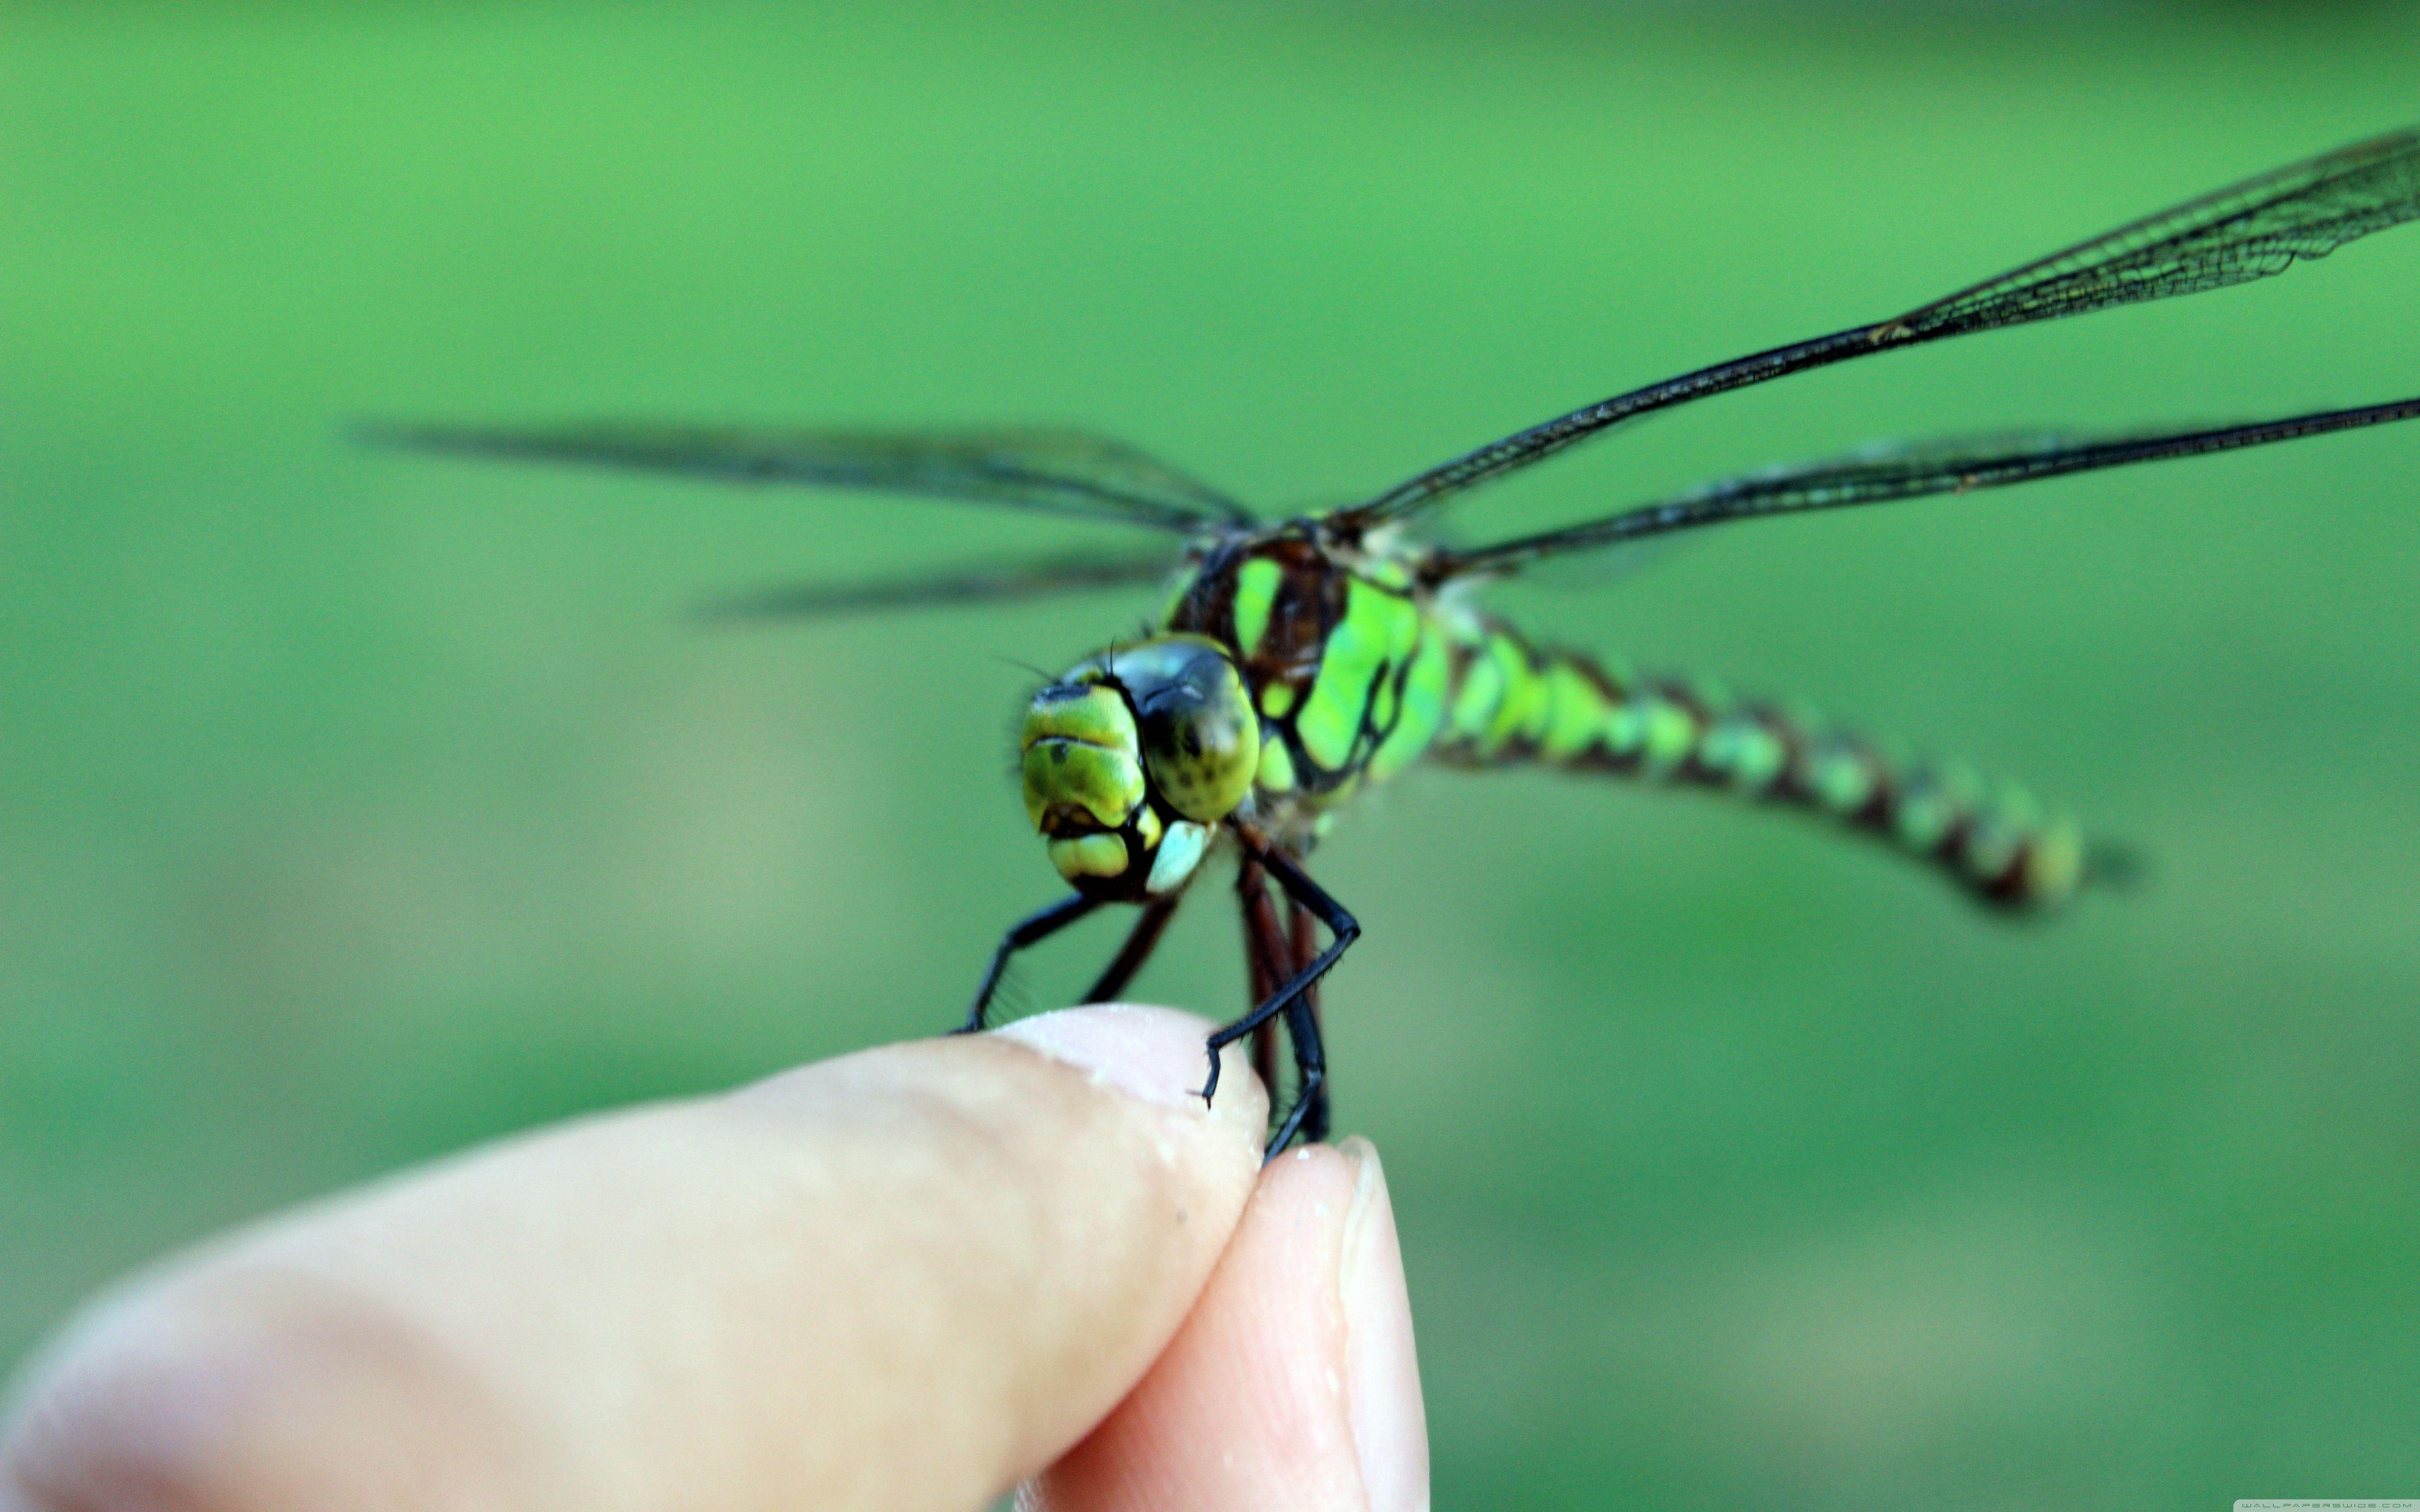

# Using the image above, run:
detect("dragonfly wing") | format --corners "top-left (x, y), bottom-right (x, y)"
top-left (1509, 533), bottom-right (1696, 593)
top-left (1438, 396), bottom-right (2420, 574)
top-left (363, 421), bottom-right (1254, 533)
top-left (1350, 126), bottom-right (2420, 527)
top-left (1889, 126), bottom-right (2420, 340)
top-left (700, 550), bottom-right (1182, 620)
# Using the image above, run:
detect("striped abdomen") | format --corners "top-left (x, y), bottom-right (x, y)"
top-left (1431, 619), bottom-right (2088, 909)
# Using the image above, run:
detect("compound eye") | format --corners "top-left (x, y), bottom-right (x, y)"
top-left (1134, 646), bottom-right (1260, 823)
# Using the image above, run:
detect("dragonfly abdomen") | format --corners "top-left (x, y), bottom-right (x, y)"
top-left (1430, 620), bottom-right (2088, 910)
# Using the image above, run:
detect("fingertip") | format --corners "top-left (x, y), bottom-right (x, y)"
top-left (1028, 1137), bottom-right (1428, 1512)
top-left (2, 1007), bottom-right (1280, 1512)
top-left (1333, 1140), bottom-right (1428, 1512)
top-left (995, 1004), bottom-right (1243, 1110)
top-left (993, 1004), bottom-right (1269, 1161)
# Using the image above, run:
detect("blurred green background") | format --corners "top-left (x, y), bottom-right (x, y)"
top-left (7, 2), bottom-right (2420, 1505)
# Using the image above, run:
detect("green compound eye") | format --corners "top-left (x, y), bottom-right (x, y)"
top-left (1111, 636), bottom-right (1261, 824)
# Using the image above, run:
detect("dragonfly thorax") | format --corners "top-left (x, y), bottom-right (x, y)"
top-left (1019, 634), bottom-right (1260, 902)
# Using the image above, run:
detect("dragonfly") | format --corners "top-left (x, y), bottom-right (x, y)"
top-left (377, 127), bottom-right (2420, 1158)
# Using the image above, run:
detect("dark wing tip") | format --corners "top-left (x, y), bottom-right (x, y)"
top-left (348, 418), bottom-right (532, 456)
top-left (347, 417), bottom-right (420, 450)
top-left (2082, 837), bottom-right (2152, 895)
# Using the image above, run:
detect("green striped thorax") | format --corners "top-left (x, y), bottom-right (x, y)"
top-left (1020, 634), bottom-right (1261, 901)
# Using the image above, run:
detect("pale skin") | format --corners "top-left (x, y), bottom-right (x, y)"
top-left (0, 1005), bottom-right (1430, 1512)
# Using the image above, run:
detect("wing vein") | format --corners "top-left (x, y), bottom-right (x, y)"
top-left (1435, 396), bottom-right (2420, 575)
top-left (1352, 126), bottom-right (2420, 527)
top-left (363, 421), bottom-right (1254, 533)
top-left (700, 550), bottom-right (1181, 620)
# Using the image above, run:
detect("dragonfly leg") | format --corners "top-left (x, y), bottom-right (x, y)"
top-left (958, 893), bottom-right (1100, 1033)
top-left (1264, 992), bottom-right (1329, 1156)
top-left (1287, 896), bottom-right (1331, 1144)
top-left (1080, 893), bottom-right (1183, 1004)
top-left (1201, 842), bottom-right (1359, 1160)
top-left (1251, 1017), bottom-right (1280, 1098)
top-left (1236, 856), bottom-right (1287, 1095)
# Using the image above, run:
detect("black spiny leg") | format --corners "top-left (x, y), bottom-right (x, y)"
top-left (1287, 896), bottom-right (1332, 1144)
top-left (1202, 831), bottom-right (1360, 1160)
top-left (959, 893), bottom-right (1100, 1033)
top-left (1269, 992), bottom-right (1328, 1156)
top-left (1236, 856), bottom-right (1288, 1096)
top-left (1080, 893), bottom-right (1183, 1004)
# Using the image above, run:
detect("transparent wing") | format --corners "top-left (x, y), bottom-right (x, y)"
top-left (363, 421), bottom-right (1254, 533)
top-left (1887, 126), bottom-right (2420, 340)
top-left (1507, 534), bottom-right (1695, 593)
top-left (1350, 126), bottom-right (2420, 527)
top-left (698, 550), bottom-right (1181, 620)
top-left (1436, 396), bottom-right (2420, 575)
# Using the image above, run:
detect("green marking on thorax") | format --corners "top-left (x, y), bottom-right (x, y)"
top-left (1368, 629), bottom-right (1447, 782)
top-left (1371, 665), bottom-right (1400, 733)
top-left (1374, 592), bottom-right (1420, 733)
top-left (1231, 557), bottom-right (1281, 657)
top-left (1256, 730), bottom-right (1298, 791)
top-left (1295, 578), bottom-right (1414, 771)
top-left (1382, 586), bottom-right (1421, 661)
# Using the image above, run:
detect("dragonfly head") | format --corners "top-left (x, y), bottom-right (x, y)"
top-left (1020, 634), bottom-right (1260, 902)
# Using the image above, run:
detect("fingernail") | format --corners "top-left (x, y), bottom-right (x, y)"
top-left (994, 1003), bottom-right (1220, 1113)
top-left (1336, 1137), bottom-right (1429, 1512)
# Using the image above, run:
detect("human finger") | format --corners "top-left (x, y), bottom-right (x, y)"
top-left (0, 1004), bottom-right (1269, 1512)
top-left (1023, 1136), bottom-right (1429, 1512)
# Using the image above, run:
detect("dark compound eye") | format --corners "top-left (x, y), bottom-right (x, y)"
top-left (1124, 639), bottom-right (1261, 824)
